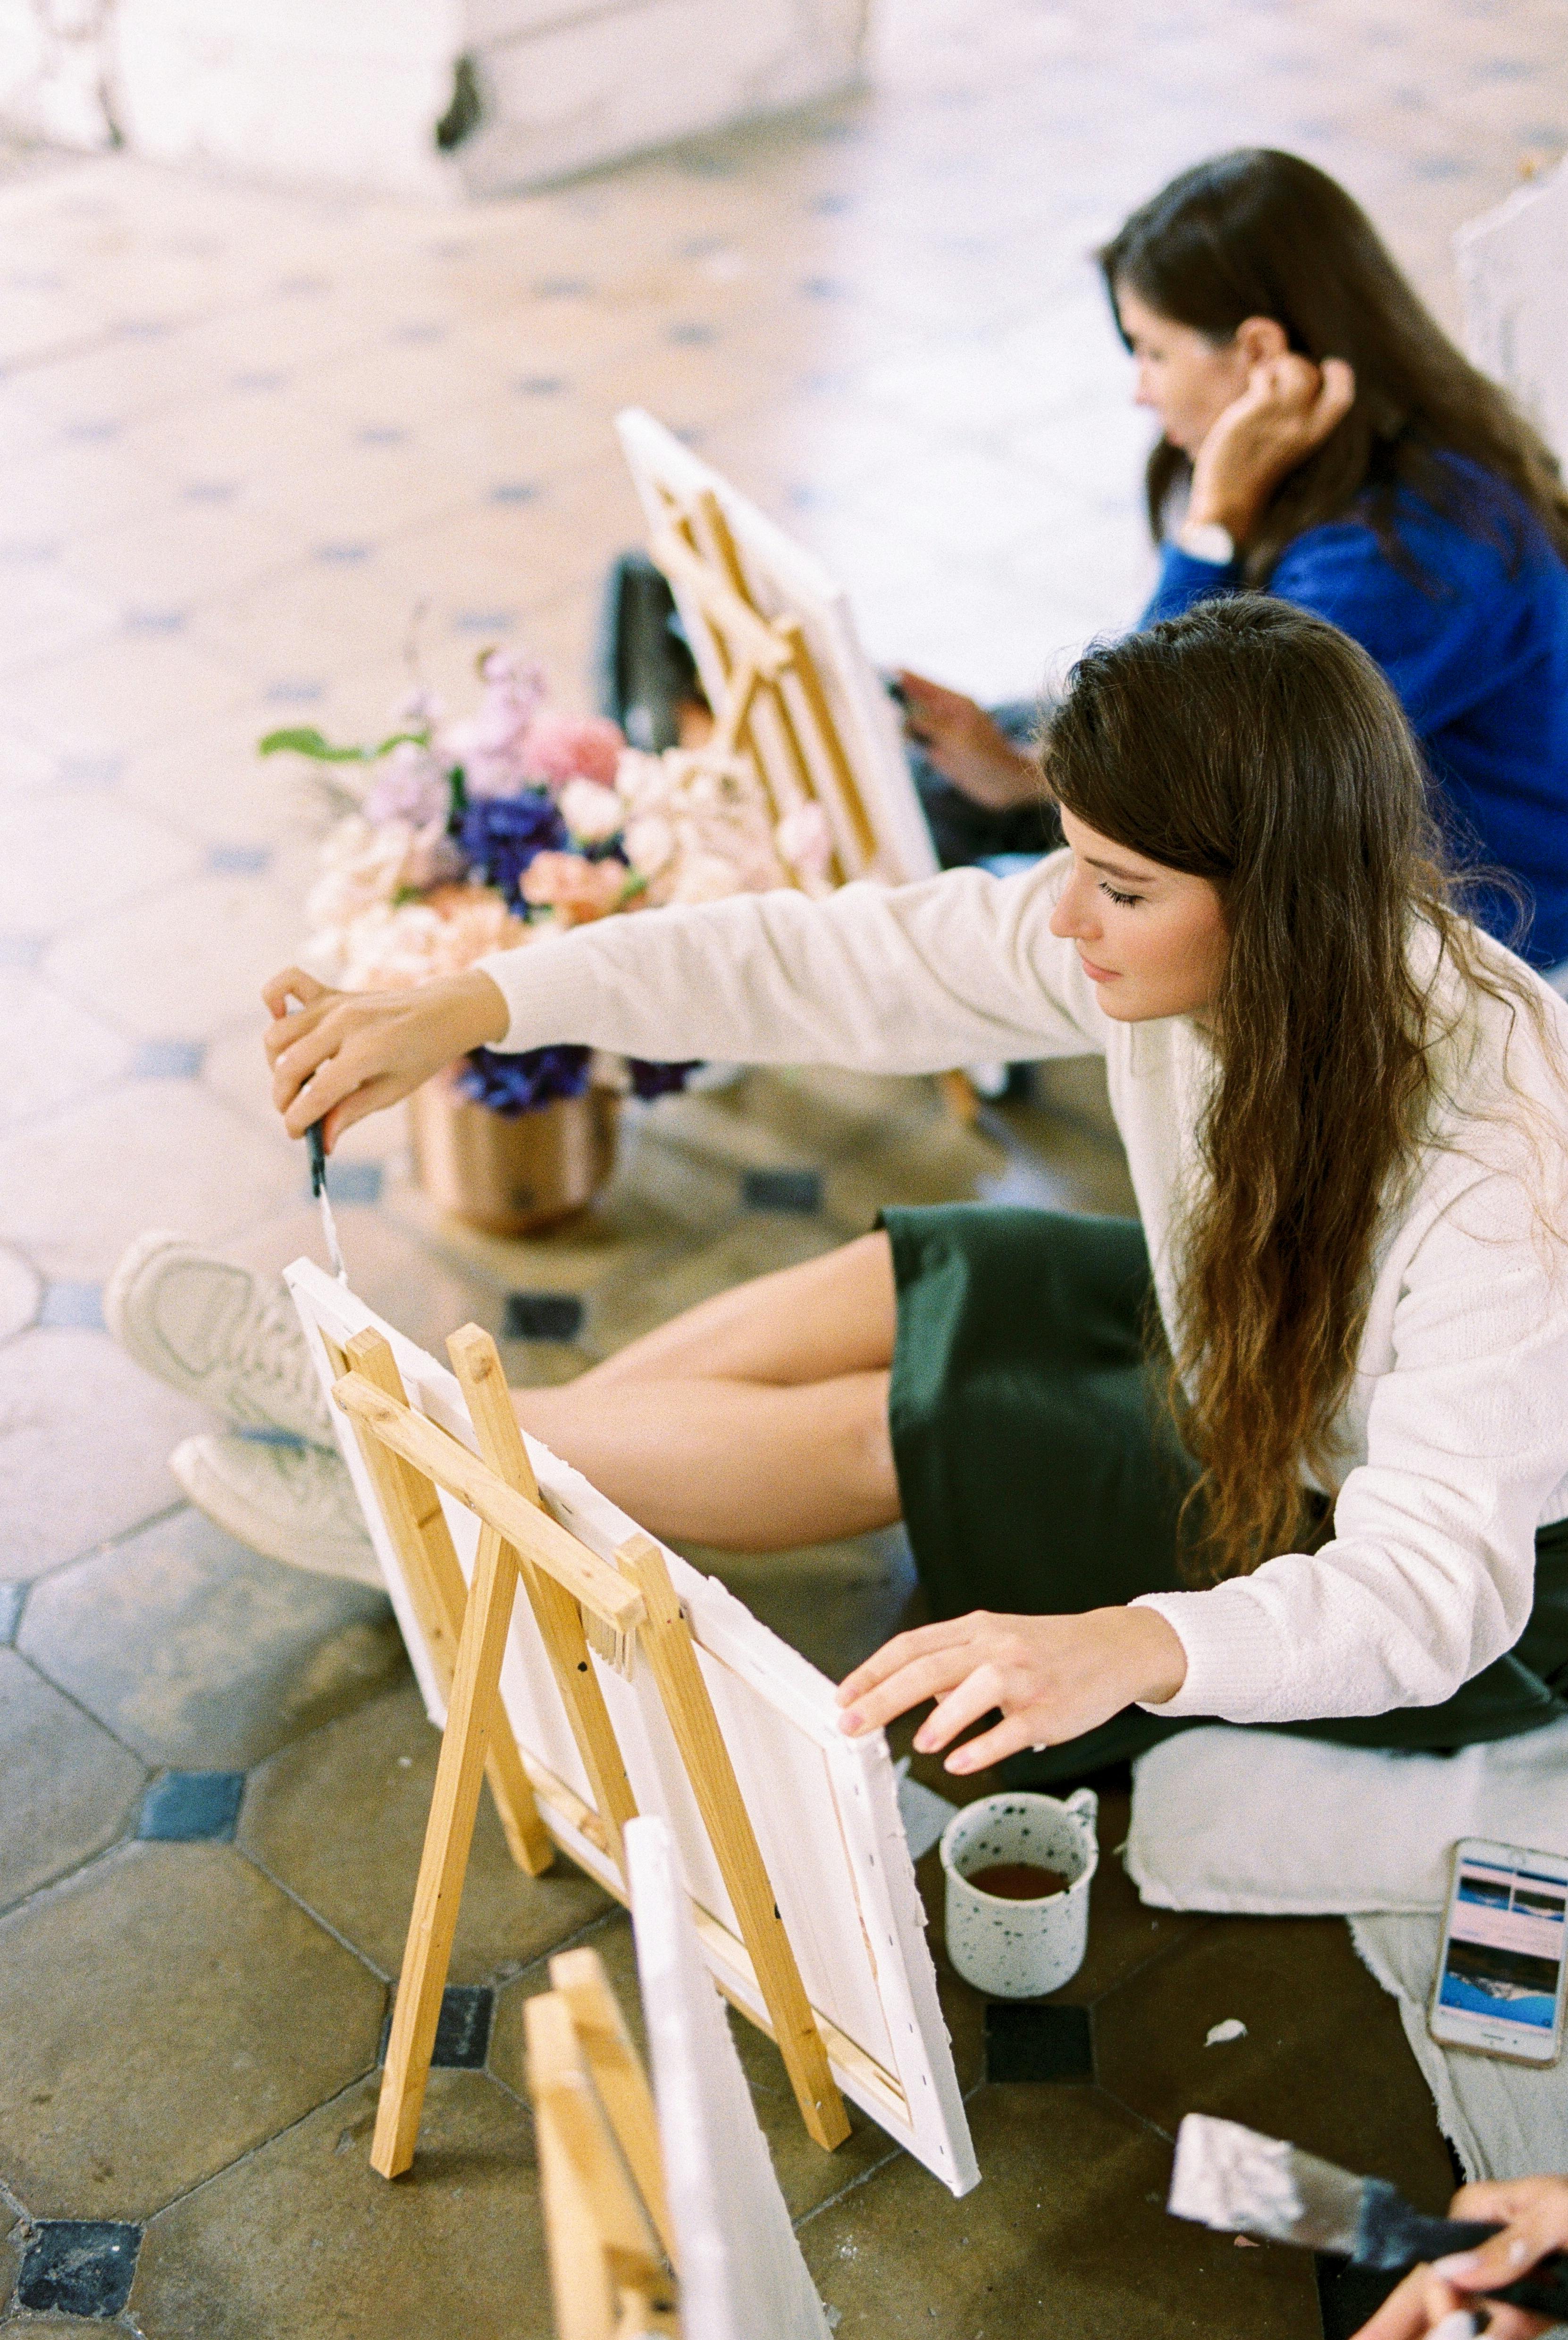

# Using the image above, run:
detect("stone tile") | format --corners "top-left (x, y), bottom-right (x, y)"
top-left (131, 2072), bottom-right (543, 2340)
top-left (0, 975), bottom-right (129, 1132)
top-left (798, 2080), bottom-right (1321, 2338)
top-left (0, 1649), bottom-right (144, 1911)
top-left (240, 1680), bottom-right (610, 1982)
top-left (586, 1214), bottom-right (840, 1356)
top-left (19, 1508), bottom-right (403, 1769)
top-left (823, 1112), bottom-right (1014, 1228)
top-left (0, 792), bottom-right (197, 934)
top-left (0, 1082), bottom-right (297, 1280)
top-left (0, 1330), bottom-right (205, 1580)
top-left (0, 1243), bottom-right (40, 1339)
top-left (1092, 1915), bottom-right (1458, 2214)
top-left (42, 874), bottom-right (302, 1044)
top-left (0, 1843), bottom-right (383, 2221)
top-left (220, 1202), bottom-right (507, 1363)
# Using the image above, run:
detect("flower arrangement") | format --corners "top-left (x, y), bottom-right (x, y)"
top-left (261, 647), bottom-right (836, 1117)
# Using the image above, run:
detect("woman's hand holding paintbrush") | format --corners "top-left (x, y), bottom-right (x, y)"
top-left (1352, 2176), bottom-right (1568, 2339)
top-left (262, 966), bottom-right (509, 1151)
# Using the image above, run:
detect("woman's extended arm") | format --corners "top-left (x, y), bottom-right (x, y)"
top-left (267, 857), bottom-right (1106, 1145)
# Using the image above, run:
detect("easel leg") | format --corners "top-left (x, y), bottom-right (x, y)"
top-left (342, 1329), bottom-right (553, 1877)
top-left (372, 1522), bottom-right (520, 2178)
top-left (617, 1532), bottom-right (850, 2152)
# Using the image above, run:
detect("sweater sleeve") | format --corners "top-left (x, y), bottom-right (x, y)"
top-left (476, 854), bottom-right (1108, 1075)
top-left (1138, 542), bottom-right (1242, 626)
top-left (1266, 521), bottom-right (1516, 738)
top-left (1132, 1162), bottom-right (1568, 1725)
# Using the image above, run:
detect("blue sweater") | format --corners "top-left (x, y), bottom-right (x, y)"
top-left (1141, 463), bottom-right (1568, 968)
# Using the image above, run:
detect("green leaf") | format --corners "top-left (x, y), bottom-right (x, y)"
top-left (257, 726), bottom-right (430, 763)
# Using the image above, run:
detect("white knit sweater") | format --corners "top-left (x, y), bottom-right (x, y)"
top-left (479, 852), bottom-right (1568, 1728)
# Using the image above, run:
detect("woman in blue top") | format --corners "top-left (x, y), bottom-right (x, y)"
top-left (902, 148), bottom-right (1568, 977)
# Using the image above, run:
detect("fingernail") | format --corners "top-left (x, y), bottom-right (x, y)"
top-left (1433, 2254), bottom-right (1481, 2279)
top-left (946, 1751), bottom-right (974, 1775)
top-left (838, 1710), bottom-right (861, 1734)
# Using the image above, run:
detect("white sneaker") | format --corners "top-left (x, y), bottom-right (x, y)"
top-left (106, 1231), bottom-right (334, 1446)
top-left (171, 1433), bottom-right (382, 1586)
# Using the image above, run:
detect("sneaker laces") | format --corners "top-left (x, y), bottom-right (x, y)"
top-left (205, 1273), bottom-right (329, 1436)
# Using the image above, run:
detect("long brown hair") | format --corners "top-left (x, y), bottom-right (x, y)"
top-left (1101, 148), bottom-right (1568, 585)
top-left (1044, 597), bottom-right (1551, 1582)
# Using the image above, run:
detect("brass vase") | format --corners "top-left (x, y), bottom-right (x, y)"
top-left (409, 1072), bottom-right (619, 1236)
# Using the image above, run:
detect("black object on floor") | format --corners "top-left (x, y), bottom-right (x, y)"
top-left (138, 1770), bottom-right (246, 1842)
top-left (504, 1290), bottom-right (585, 1342)
top-left (597, 549), bottom-right (699, 752)
top-left (380, 1984), bottom-right (494, 2071)
top-left (984, 2001), bottom-right (1094, 2083)
top-left (1315, 2253), bottom-right (1407, 2338)
top-left (17, 2221), bottom-right (141, 2315)
top-left (741, 1167), bottom-right (823, 1215)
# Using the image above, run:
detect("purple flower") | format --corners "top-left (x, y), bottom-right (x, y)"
top-left (458, 789), bottom-right (568, 909)
top-left (362, 741), bottom-right (448, 827)
top-left (457, 1044), bottom-right (592, 1116)
top-left (627, 1059), bottom-right (699, 1101)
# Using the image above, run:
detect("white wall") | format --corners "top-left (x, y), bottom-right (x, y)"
top-left (0, 0), bottom-right (870, 197)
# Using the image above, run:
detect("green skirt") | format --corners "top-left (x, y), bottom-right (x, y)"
top-left (883, 1204), bottom-right (1568, 1783)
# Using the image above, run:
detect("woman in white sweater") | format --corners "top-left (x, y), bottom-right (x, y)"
top-left (253, 599), bottom-right (1568, 1777)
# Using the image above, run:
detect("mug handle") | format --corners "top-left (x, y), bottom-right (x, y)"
top-left (1064, 1786), bottom-right (1098, 1834)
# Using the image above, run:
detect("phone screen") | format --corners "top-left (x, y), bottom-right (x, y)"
top-left (1437, 1851), bottom-right (1567, 2041)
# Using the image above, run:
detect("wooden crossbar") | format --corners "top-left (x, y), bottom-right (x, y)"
top-left (647, 481), bottom-right (888, 888)
top-left (341, 1324), bottom-right (848, 2181)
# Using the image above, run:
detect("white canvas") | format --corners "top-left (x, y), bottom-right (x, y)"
top-left (626, 1816), bottom-right (832, 2340)
top-left (615, 405), bottom-right (939, 889)
top-left (1457, 160), bottom-right (1568, 460)
top-left (286, 1258), bottom-right (978, 2196)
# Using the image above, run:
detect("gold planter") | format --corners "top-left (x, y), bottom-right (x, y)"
top-left (409, 1073), bottom-right (619, 1236)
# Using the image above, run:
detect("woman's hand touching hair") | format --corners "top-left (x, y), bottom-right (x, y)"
top-left (1188, 352), bottom-right (1356, 547)
top-left (836, 1605), bottom-right (1187, 1772)
top-left (261, 966), bottom-right (509, 1151)
top-left (1351, 2176), bottom-right (1568, 2340)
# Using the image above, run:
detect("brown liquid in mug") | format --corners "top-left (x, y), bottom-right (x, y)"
top-left (964, 1861), bottom-right (1069, 1901)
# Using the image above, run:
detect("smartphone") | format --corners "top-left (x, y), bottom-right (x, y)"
top-left (1428, 1836), bottom-right (1568, 2064)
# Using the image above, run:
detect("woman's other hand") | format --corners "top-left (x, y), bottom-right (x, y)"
top-left (1351, 2176), bottom-right (1568, 2340)
top-left (261, 966), bottom-right (509, 1151)
top-left (836, 1605), bottom-right (1187, 1771)
top-left (1188, 353), bottom-right (1356, 546)
top-left (895, 671), bottom-right (1040, 810)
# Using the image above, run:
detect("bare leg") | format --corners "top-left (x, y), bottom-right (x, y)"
top-left (511, 1232), bottom-right (900, 1548)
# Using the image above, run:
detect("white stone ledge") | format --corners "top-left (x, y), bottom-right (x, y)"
top-left (0, 0), bottom-right (871, 198)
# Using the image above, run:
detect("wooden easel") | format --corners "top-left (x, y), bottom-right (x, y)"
top-left (526, 1946), bottom-right (679, 2340)
top-left (648, 481), bottom-right (880, 889)
top-left (326, 1322), bottom-right (849, 2180)
top-left (647, 480), bottom-right (981, 1123)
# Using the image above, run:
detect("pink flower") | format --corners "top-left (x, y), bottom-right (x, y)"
top-left (520, 851), bottom-right (630, 925)
top-left (558, 777), bottom-right (625, 844)
top-left (776, 801), bottom-right (836, 891)
top-left (520, 710), bottom-right (624, 789)
top-left (623, 814), bottom-right (675, 877)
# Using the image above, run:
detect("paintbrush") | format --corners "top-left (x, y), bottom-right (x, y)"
top-left (306, 1121), bottom-right (348, 1283)
top-left (1168, 2114), bottom-right (1568, 2319)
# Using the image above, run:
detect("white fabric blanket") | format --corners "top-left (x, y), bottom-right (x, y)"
top-left (1124, 1720), bottom-right (1568, 2179)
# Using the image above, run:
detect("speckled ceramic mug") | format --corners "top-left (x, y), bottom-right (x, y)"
top-left (939, 1788), bottom-right (1099, 1999)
